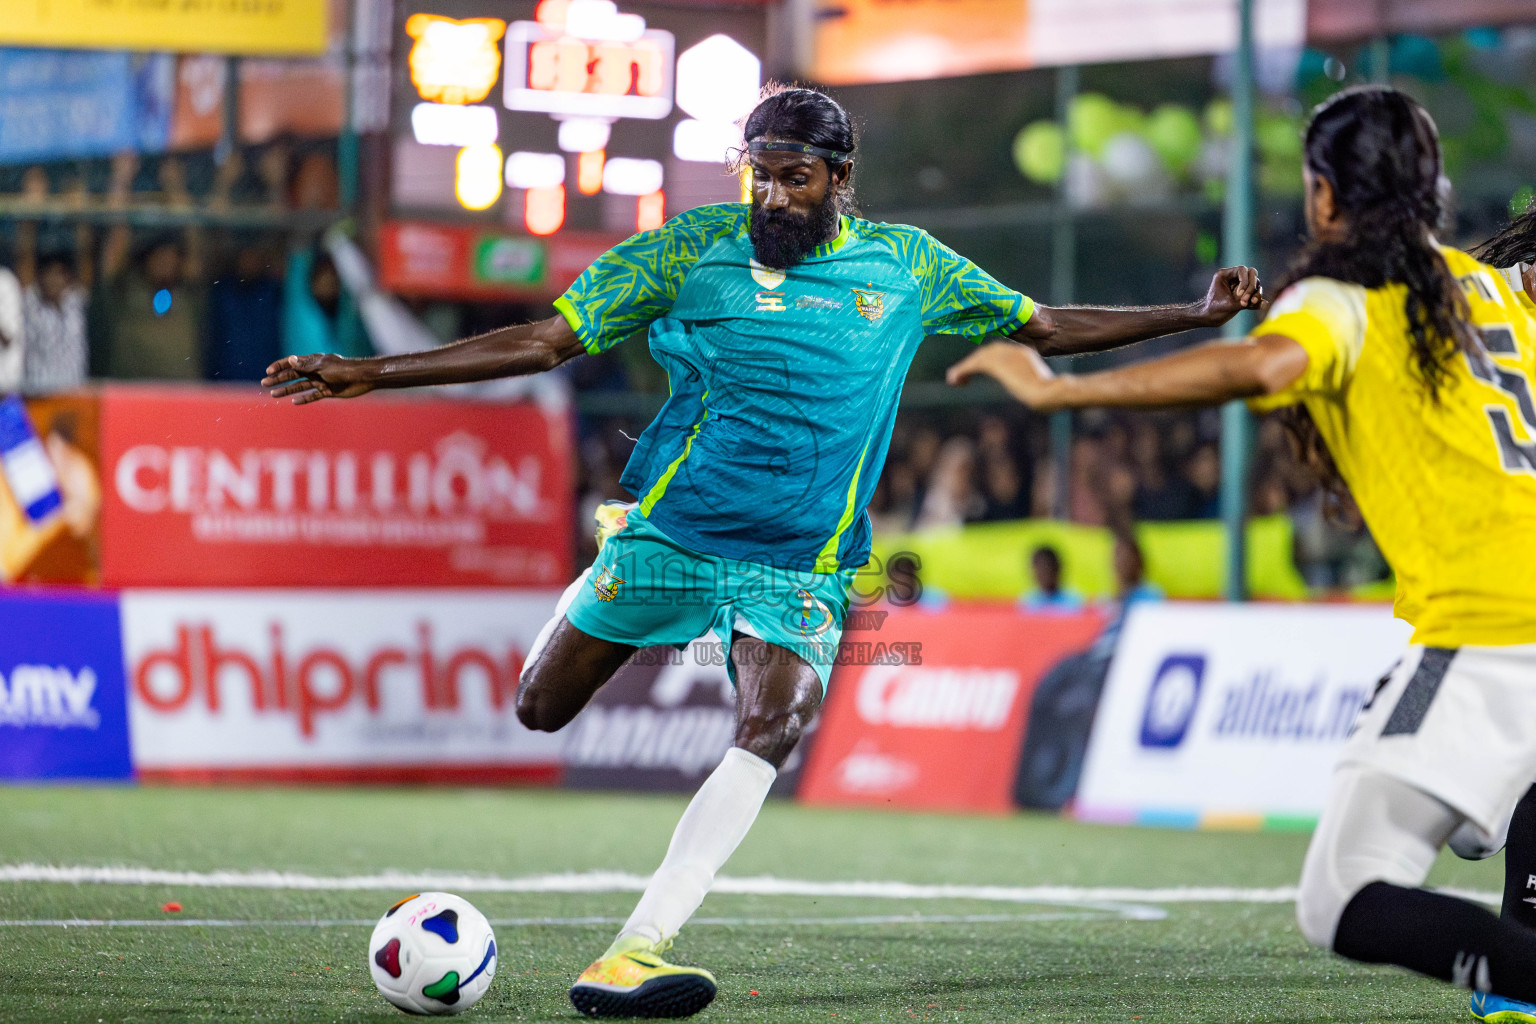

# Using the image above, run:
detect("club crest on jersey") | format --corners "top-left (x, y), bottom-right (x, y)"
top-left (851, 288), bottom-right (885, 322)
top-left (593, 566), bottom-right (625, 602)
top-left (750, 259), bottom-right (787, 290)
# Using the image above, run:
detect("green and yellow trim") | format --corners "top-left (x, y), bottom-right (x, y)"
top-left (553, 295), bottom-right (606, 356)
top-left (639, 393), bottom-right (710, 517)
top-left (813, 441), bottom-right (871, 572)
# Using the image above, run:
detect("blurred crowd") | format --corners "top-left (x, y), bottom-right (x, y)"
top-left (576, 403), bottom-right (1390, 594)
top-left (0, 145), bottom-right (374, 393)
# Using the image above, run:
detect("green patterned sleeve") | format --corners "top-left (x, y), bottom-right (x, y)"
top-left (554, 204), bottom-right (746, 355)
top-left (893, 226), bottom-right (1035, 340)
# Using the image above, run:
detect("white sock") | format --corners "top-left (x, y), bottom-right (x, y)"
top-left (521, 568), bottom-right (591, 680)
top-left (612, 747), bottom-right (777, 952)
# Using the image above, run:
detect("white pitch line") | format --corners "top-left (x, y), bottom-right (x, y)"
top-left (0, 910), bottom-right (1145, 929)
top-left (0, 864), bottom-right (1498, 909)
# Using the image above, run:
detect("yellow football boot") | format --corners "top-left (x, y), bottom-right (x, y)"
top-left (568, 936), bottom-right (717, 1018)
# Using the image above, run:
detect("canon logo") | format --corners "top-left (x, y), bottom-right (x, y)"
top-left (133, 623), bottom-right (525, 737)
top-left (855, 665), bottom-right (1021, 731)
top-left (113, 432), bottom-right (544, 520)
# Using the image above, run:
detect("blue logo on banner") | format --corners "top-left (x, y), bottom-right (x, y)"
top-left (1139, 654), bottom-right (1206, 749)
top-left (0, 591), bottom-right (133, 780)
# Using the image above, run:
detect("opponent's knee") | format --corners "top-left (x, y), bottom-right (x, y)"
top-left (1295, 860), bottom-right (1353, 949)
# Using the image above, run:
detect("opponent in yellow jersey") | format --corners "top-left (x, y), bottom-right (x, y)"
top-left (950, 86), bottom-right (1536, 1021)
top-left (1248, 246), bottom-right (1536, 647)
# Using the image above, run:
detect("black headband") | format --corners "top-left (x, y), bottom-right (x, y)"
top-left (748, 140), bottom-right (851, 164)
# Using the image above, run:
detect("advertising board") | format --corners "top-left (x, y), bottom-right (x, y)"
top-left (121, 589), bottom-right (564, 783)
top-left (1075, 602), bottom-right (1412, 827)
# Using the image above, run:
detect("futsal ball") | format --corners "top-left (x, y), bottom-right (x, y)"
top-left (368, 892), bottom-right (497, 1015)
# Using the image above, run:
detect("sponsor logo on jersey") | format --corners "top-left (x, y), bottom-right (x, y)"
top-left (749, 259), bottom-right (786, 290)
top-left (755, 291), bottom-right (786, 312)
top-left (851, 288), bottom-right (885, 322)
top-left (787, 588), bottom-right (833, 637)
top-left (593, 566), bottom-right (625, 602)
top-left (795, 295), bottom-right (842, 311)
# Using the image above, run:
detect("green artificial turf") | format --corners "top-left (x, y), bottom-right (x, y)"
top-left (0, 786), bottom-right (1506, 1023)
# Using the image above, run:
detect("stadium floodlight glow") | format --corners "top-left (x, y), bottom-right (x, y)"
top-left (602, 157), bottom-right (664, 196)
top-left (565, 0), bottom-right (645, 42)
top-left (558, 118), bottom-right (611, 153)
top-left (637, 190), bottom-right (665, 231)
top-left (411, 103), bottom-right (499, 147)
top-left (577, 150), bottom-right (605, 195)
top-left (405, 14), bottom-right (507, 105)
top-left (505, 151), bottom-right (567, 190)
top-left (526, 184), bottom-right (566, 235)
top-left (455, 143), bottom-right (504, 210)
top-left (675, 35), bottom-right (760, 124)
top-left (673, 118), bottom-right (741, 164)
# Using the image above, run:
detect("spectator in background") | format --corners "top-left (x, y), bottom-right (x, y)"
top-left (0, 254), bottom-right (21, 393)
top-left (914, 436), bottom-right (981, 528)
top-left (206, 243), bottom-right (282, 382)
top-left (1021, 544), bottom-right (1084, 613)
top-left (92, 228), bottom-right (207, 380)
top-left (1184, 442), bottom-right (1221, 518)
top-left (1091, 531), bottom-right (1165, 654)
top-left (1130, 423), bottom-right (1198, 520)
top-left (16, 223), bottom-right (90, 394)
top-left (283, 248), bottom-right (369, 360)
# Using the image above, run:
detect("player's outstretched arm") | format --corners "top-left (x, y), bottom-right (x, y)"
top-left (263, 314), bottom-right (585, 405)
top-left (1015, 266), bottom-right (1266, 357)
top-left (947, 331), bottom-right (1307, 412)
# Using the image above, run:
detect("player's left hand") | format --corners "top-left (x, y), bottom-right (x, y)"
top-left (1198, 266), bottom-right (1267, 326)
top-left (946, 341), bottom-right (1063, 411)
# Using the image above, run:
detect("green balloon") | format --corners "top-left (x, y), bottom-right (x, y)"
top-left (1014, 120), bottom-right (1066, 185)
top-left (1257, 111), bottom-right (1302, 161)
top-left (1110, 103), bottom-right (1146, 139)
top-left (1069, 93), bottom-right (1120, 158)
top-left (1204, 98), bottom-right (1234, 138)
top-left (1145, 104), bottom-right (1202, 173)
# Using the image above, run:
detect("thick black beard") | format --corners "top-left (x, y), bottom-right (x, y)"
top-left (749, 190), bottom-right (840, 270)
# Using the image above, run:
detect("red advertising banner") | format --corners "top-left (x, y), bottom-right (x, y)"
top-left (799, 604), bottom-right (1104, 814)
top-left (98, 385), bottom-right (573, 588)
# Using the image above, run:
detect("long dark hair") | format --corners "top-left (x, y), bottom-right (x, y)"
top-left (1472, 199), bottom-right (1536, 268)
top-left (736, 85), bottom-right (859, 214)
top-left (1276, 86), bottom-right (1472, 496)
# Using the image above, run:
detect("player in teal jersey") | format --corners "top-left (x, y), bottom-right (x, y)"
top-left (266, 87), bottom-right (1264, 1017)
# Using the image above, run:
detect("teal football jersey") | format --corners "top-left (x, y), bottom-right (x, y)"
top-left (555, 203), bottom-right (1034, 572)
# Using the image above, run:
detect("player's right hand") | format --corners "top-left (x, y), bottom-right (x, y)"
top-left (263, 354), bottom-right (376, 405)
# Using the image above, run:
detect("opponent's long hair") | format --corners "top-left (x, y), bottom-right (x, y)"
top-left (1472, 198), bottom-right (1536, 268)
top-left (1275, 86), bottom-right (1472, 498)
top-left (735, 85), bottom-right (859, 215)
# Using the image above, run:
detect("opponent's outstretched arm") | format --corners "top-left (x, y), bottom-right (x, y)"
top-left (263, 314), bottom-right (584, 404)
top-left (948, 331), bottom-right (1308, 412)
top-left (1016, 266), bottom-right (1265, 357)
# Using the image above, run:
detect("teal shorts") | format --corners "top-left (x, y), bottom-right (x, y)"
top-left (564, 512), bottom-right (855, 692)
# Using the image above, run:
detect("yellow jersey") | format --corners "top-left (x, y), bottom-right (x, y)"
top-left (1250, 247), bottom-right (1536, 647)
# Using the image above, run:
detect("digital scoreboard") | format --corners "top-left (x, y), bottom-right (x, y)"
top-left (390, 0), bottom-right (766, 265)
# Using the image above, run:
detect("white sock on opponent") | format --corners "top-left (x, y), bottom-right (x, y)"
top-left (611, 747), bottom-right (778, 952)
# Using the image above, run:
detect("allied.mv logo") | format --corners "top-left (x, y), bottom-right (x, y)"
top-left (851, 288), bottom-right (884, 322)
top-left (592, 566), bottom-right (625, 602)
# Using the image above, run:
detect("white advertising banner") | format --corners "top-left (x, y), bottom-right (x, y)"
top-left (1076, 603), bottom-right (1413, 827)
top-left (121, 589), bottom-right (564, 781)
